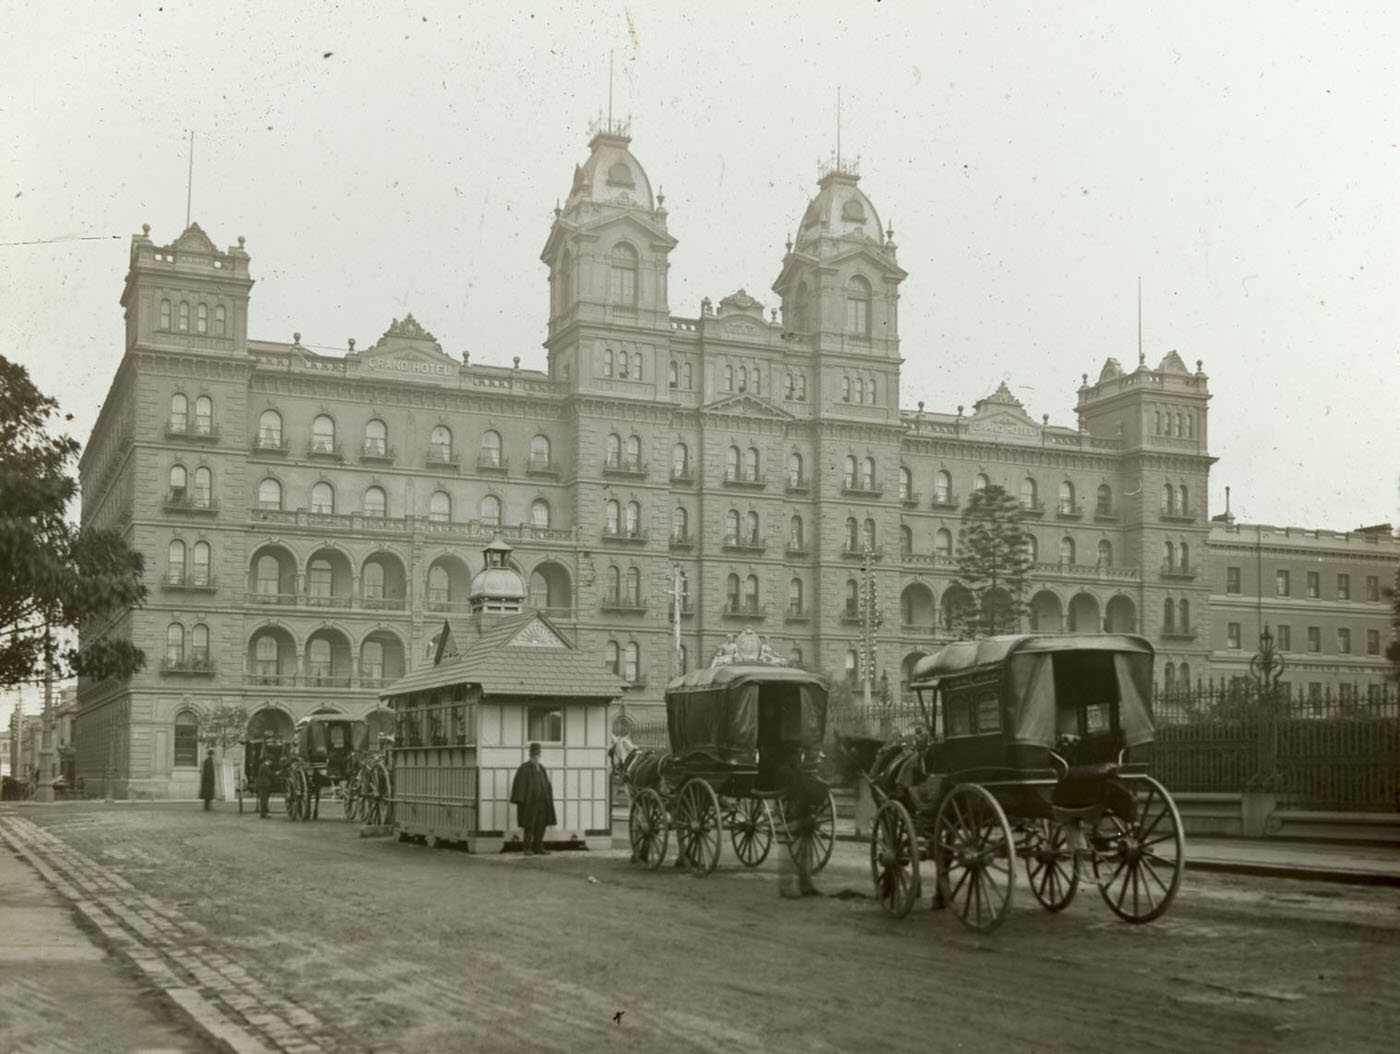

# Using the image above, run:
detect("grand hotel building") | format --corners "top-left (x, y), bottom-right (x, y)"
top-left (75, 122), bottom-right (1396, 797)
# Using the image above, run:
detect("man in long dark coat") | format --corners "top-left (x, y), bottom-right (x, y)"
top-left (199, 747), bottom-right (216, 810)
top-left (254, 752), bottom-right (275, 818)
top-left (510, 742), bottom-right (556, 855)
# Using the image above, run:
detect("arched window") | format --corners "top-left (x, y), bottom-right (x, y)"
top-left (790, 645), bottom-right (804, 667)
top-left (1161, 484), bottom-right (1174, 516)
top-left (159, 299), bottom-right (172, 330)
top-left (169, 393), bottom-right (188, 431)
top-left (174, 711), bottom-right (199, 767)
top-left (1058, 481), bottom-right (1076, 515)
top-left (671, 506), bottom-right (688, 542)
top-left (862, 518), bottom-right (876, 551)
top-left (900, 525), bottom-right (913, 555)
top-left (364, 419), bottom-right (388, 457)
top-left (846, 274), bottom-right (871, 336)
top-left (845, 579), bottom-right (860, 616)
top-left (168, 539), bottom-right (186, 582)
top-left (1020, 477), bottom-right (1037, 509)
top-left (255, 555), bottom-right (280, 596)
top-left (725, 508), bottom-right (740, 541)
top-left (934, 528), bottom-right (953, 558)
top-left (362, 639), bottom-right (384, 681)
top-left (899, 466), bottom-right (913, 501)
top-left (363, 561), bottom-right (384, 601)
top-left (1096, 484), bottom-right (1112, 517)
top-left (867, 377), bottom-right (877, 404)
top-left (603, 348), bottom-right (615, 378)
top-left (744, 510), bottom-right (760, 544)
top-left (934, 471), bottom-right (952, 504)
top-left (196, 303), bottom-right (208, 333)
top-left (480, 429), bottom-right (503, 468)
top-left (1175, 414), bottom-right (1183, 437)
top-left (1153, 411), bottom-right (1162, 434)
top-left (723, 364), bottom-right (733, 391)
top-left (363, 486), bottom-right (386, 518)
top-left (609, 242), bottom-right (638, 305)
top-left (682, 363), bottom-right (692, 389)
top-left (845, 650), bottom-right (859, 684)
top-left (430, 425), bottom-right (453, 462)
top-left (1163, 663), bottom-right (1175, 692)
top-left (623, 642), bottom-right (639, 682)
top-left (605, 640), bottom-right (620, 675)
top-left (604, 499), bottom-right (620, 533)
top-left (1025, 534), bottom-right (1038, 562)
top-left (191, 541), bottom-right (211, 586)
top-left (726, 445), bottom-right (741, 480)
top-left (845, 518), bottom-right (859, 551)
top-left (530, 434), bottom-right (551, 469)
top-left (257, 409), bottom-right (282, 447)
top-left (672, 442), bottom-right (689, 479)
top-left (1163, 597), bottom-right (1175, 633)
top-left (788, 577), bottom-right (804, 614)
top-left (308, 638), bottom-right (332, 682)
top-left (787, 452), bottom-right (803, 487)
top-left (429, 490), bottom-right (451, 523)
top-left (974, 473), bottom-right (989, 493)
top-left (311, 482), bottom-right (334, 514)
top-left (531, 499), bottom-right (550, 529)
top-left (791, 282), bottom-right (810, 332)
top-left (606, 433), bottom-right (622, 468)
top-left (752, 368), bottom-right (761, 395)
top-left (668, 361), bottom-right (679, 389)
top-left (169, 464), bottom-right (188, 495)
top-left (311, 415), bottom-right (336, 454)
top-left (854, 377), bottom-right (865, 403)
top-left (557, 249), bottom-right (574, 312)
top-left (625, 500), bottom-right (641, 535)
top-left (745, 447), bottom-right (759, 479)
top-left (789, 515), bottom-right (804, 550)
top-left (480, 494), bottom-right (501, 527)
top-left (841, 376), bottom-right (852, 402)
top-left (785, 372), bottom-right (794, 399)
top-left (213, 304), bottom-right (226, 336)
top-left (307, 558), bottom-right (332, 601)
top-left (632, 351), bottom-right (643, 380)
top-left (796, 373), bottom-right (807, 401)
top-left (1164, 541), bottom-right (1175, 571)
top-left (166, 623), bottom-right (185, 663)
top-left (1097, 539), bottom-right (1113, 567)
top-left (1179, 598), bottom-right (1190, 631)
top-left (625, 434), bottom-right (642, 469)
top-left (1178, 662), bottom-right (1191, 688)
top-left (737, 365), bottom-right (748, 392)
top-left (177, 301), bottom-right (190, 331)
top-left (743, 574), bottom-right (760, 610)
top-left (1185, 415), bottom-right (1193, 438)
top-left (428, 565), bottom-right (450, 604)
top-left (191, 623), bottom-right (209, 663)
top-left (861, 457), bottom-right (876, 489)
top-left (726, 573), bottom-right (741, 610)
top-left (1059, 536), bottom-right (1076, 565)
top-left (843, 455), bottom-right (858, 488)
top-left (1164, 413), bottom-right (1174, 437)
top-left (193, 395), bottom-right (212, 435)
top-left (1178, 485), bottom-right (1188, 515)
top-left (257, 478), bottom-right (281, 510)
top-left (1179, 541), bottom-right (1189, 572)
top-left (625, 567), bottom-right (642, 604)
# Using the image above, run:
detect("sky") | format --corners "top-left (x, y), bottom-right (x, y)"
top-left (1, 2), bottom-right (1397, 714)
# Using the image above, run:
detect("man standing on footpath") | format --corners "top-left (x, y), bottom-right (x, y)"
top-left (255, 750), bottom-right (275, 818)
top-left (199, 747), bottom-right (216, 811)
top-left (510, 742), bottom-right (556, 855)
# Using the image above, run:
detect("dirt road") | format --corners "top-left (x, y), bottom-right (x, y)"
top-left (4, 803), bottom-right (1398, 1053)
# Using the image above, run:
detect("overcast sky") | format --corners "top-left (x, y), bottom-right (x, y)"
top-left (1, 3), bottom-right (1396, 713)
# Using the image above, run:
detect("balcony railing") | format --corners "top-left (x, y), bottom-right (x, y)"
top-left (670, 465), bottom-right (695, 485)
top-left (476, 452), bottom-right (509, 473)
top-left (1056, 501), bottom-right (1082, 520)
top-left (305, 592), bottom-right (352, 609)
top-left (246, 590), bottom-right (298, 606)
top-left (166, 420), bottom-right (219, 442)
top-left (784, 604), bottom-right (811, 623)
top-left (721, 602), bottom-right (767, 620)
top-left (603, 455), bottom-right (648, 478)
top-left (930, 491), bottom-right (959, 509)
top-left (360, 594), bottom-right (407, 611)
top-left (785, 542), bottom-right (811, 558)
top-left (722, 534), bottom-right (766, 553)
top-left (426, 597), bottom-right (472, 613)
top-left (1019, 500), bottom-right (1045, 516)
top-left (306, 439), bottom-right (343, 460)
top-left (1159, 511), bottom-right (1194, 524)
top-left (159, 656), bottom-right (215, 675)
top-left (426, 447), bottom-right (460, 470)
top-left (601, 526), bottom-right (648, 544)
top-left (900, 491), bottom-right (921, 508)
top-left (841, 545), bottom-right (884, 562)
top-left (163, 573), bottom-right (217, 592)
top-left (785, 479), bottom-right (810, 496)
top-left (1160, 563), bottom-right (1197, 581)
top-left (252, 434), bottom-right (289, 455)
top-left (164, 489), bottom-right (218, 513)
top-left (668, 532), bottom-right (693, 551)
top-left (246, 670), bottom-right (297, 687)
top-left (1160, 628), bottom-right (1198, 641)
top-left (526, 455), bottom-right (558, 478)
top-left (599, 596), bottom-right (648, 614)
top-left (305, 673), bottom-right (353, 688)
top-left (359, 440), bottom-right (396, 464)
top-left (841, 481), bottom-right (883, 498)
top-left (722, 468), bottom-right (767, 489)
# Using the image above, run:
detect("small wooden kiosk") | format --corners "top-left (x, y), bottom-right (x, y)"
top-left (379, 540), bottom-right (625, 851)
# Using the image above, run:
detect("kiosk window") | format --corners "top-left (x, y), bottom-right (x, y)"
top-left (527, 706), bottom-right (564, 743)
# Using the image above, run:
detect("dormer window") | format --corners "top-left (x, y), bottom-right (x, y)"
top-left (845, 275), bottom-right (871, 337)
top-left (177, 301), bottom-right (190, 332)
top-left (196, 303), bottom-right (208, 334)
top-left (159, 299), bottom-right (172, 330)
top-left (609, 242), bottom-right (638, 306)
top-left (213, 304), bottom-right (226, 336)
top-left (841, 198), bottom-right (867, 223)
top-left (607, 161), bottom-right (635, 188)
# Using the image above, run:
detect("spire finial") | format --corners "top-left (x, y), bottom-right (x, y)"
top-left (608, 51), bottom-right (614, 130)
top-left (836, 86), bottom-right (841, 171)
top-left (1137, 276), bottom-right (1145, 366)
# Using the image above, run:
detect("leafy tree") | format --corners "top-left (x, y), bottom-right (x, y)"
top-left (949, 484), bottom-right (1034, 638)
top-left (0, 355), bottom-right (147, 688)
top-left (200, 702), bottom-right (249, 753)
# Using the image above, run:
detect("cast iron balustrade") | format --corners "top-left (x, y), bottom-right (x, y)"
top-left (670, 464), bottom-right (695, 485)
top-left (784, 603), bottom-right (811, 623)
top-left (360, 594), bottom-right (407, 611)
top-left (842, 544), bottom-right (884, 561)
top-left (601, 526), bottom-right (648, 545)
top-left (785, 478), bottom-right (810, 496)
top-left (603, 454), bottom-right (648, 479)
top-left (166, 420), bottom-right (220, 442)
top-left (426, 446), bottom-right (460, 470)
top-left (251, 434), bottom-right (289, 455)
top-left (841, 481), bottom-right (883, 499)
top-left (164, 489), bottom-right (218, 514)
top-left (359, 440), bottom-right (396, 464)
top-left (668, 531), bottom-right (693, 551)
top-left (476, 452), bottom-right (510, 474)
top-left (1019, 499), bottom-right (1046, 517)
top-left (785, 541), bottom-right (811, 558)
top-left (721, 601), bottom-right (767, 620)
top-left (722, 467), bottom-right (767, 489)
top-left (159, 656), bottom-right (215, 675)
top-left (306, 439), bottom-right (343, 461)
top-left (600, 595), bottom-right (647, 614)
top-left (526, 454), bottom-right (558, 479)
top-left (1160, 562), bottom-right (1197, 581)
top-left (163, 572), bottom-right (217, 593)
top-left (930, 491), bottom-right (960, 510)
top-left (901, 490), bottom-right (922, 508)
top-left (305, 591), bottom-right (351, 609)
top-left (246, 590), bottom-right (298, 607)
top-left (722, 534), bottom-right (766, 554)
top-left (1056, 500), bottom-right (1082, 519)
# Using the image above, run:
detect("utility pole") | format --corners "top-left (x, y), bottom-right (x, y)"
top-left (861, 545), bottom-right (879, 710)
top-left (672, 565), bottom-right (684, 673)
top-left (35, 619), bottom-right (55, 802)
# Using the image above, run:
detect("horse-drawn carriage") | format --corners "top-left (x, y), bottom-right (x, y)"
top-left (614, 636), bottom-right (836, 876)
top-left (856, 634), bottom-right (1184, 932)
top-left (283, 713), bottom-right (367, 821)
top-left (235, 733), bottom-right (288, 814)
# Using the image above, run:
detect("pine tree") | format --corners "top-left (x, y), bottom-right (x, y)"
top-left (949, 484), bottom-right (1035, 638)
top-left (0, 355), bottom-right (147, 688)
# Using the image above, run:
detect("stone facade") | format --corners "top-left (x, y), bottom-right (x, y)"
top-left (73, 123), bottom-right (1391, 798)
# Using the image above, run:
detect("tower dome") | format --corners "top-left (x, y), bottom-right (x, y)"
top-left (793, 168), bottom-right (883, 257)
top-left (468, 537), bottom-right (526, 615)
top-left (564, 120), bottom-right (655, 211)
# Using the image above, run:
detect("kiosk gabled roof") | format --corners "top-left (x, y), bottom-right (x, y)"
top-left (378, 612), bottom-right (627, 700)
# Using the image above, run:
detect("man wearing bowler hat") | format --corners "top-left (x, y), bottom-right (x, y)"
top-left (510, 742), bottom-right (557, 855)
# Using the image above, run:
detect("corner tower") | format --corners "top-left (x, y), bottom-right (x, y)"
top-left (541, 120), bottom-right (677, 394)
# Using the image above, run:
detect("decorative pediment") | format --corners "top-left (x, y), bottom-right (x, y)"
top-left (966, 381), bottom-right (1041, 442)
top-left (506, 617), bottom-right (567, 649)
top-left (718, 288), bottom-right (764, 314)
top-left (972, 380), bottom-right (1032, 418)
top-left (173, 223), bottom-right (216, 255)
top-left (350, 317), bottom-right (460, 381)
top-left (1099, 357), bottom-right (1123, 381)
top-left (1158, 350), bottom-right (1189, 374)
top-left (716, 316), bottom-right (768, 341)
top-left (373, 314), bottom-right (440, 349)
top-left (701, 393), bottom-right (794, 421)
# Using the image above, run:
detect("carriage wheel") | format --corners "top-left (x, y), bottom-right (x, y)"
top-left (1091, 776), bottom-right (1184, 924)
top-left (870, 800), bottom-right (920, 919)
top-left (729, 797), bottom-right (774, 868)
top-left (285, 767), bottom-right (308, 822)
top-left (628, 788), bottom-right (669, 870)
top-left (933, 784), bottom-right (1016, 934)
top-left (673, 780), bottom-right (722, 876)
top-left (363, 762), bottom-right (393, 826)
top-left (1023, 818), bottom-right (1078, 912)
top-left (341, 771), bottom-right (362, 822)
top-left (784, 790), bottom-right (837, 876)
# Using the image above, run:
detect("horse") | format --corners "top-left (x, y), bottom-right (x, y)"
top-left (608, 734), bottom-right (663, 801)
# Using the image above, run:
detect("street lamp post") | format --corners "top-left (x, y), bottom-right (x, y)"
top-left (35, 622), bottom-right (55, 802)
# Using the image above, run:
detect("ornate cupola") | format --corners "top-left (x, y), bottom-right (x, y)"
top-left (468, 537), bottom-right (526, 616)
